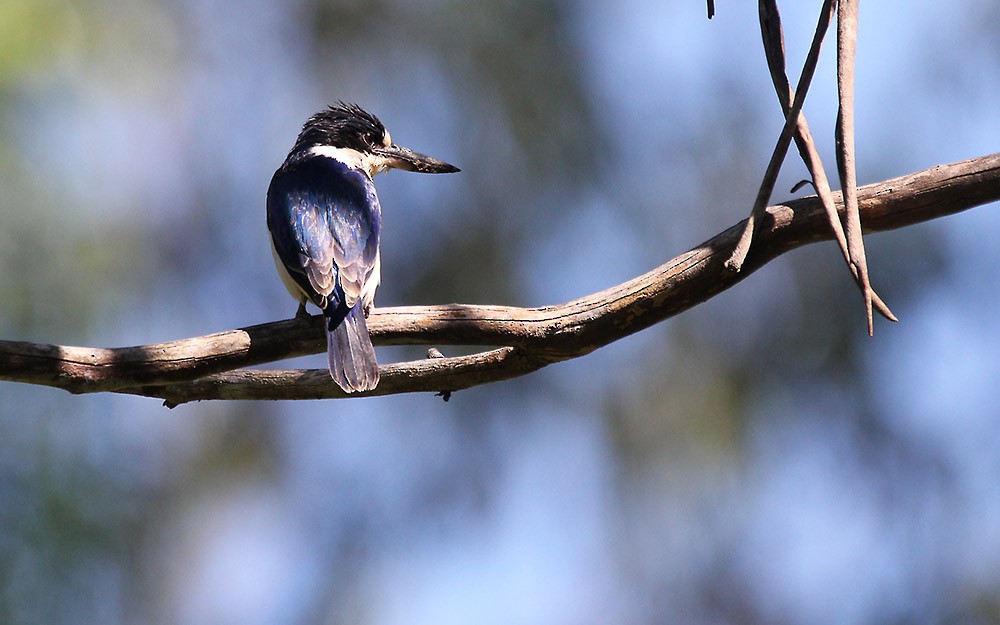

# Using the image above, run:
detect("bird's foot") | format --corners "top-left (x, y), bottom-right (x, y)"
top-left (295, 301), bottom-right (310, 320)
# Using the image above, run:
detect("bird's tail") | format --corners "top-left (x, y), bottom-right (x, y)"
top-left (325, 302), bottom-right (380, 393)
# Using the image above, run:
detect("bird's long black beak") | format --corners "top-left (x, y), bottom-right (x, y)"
top-left (374, 144), bottom-right (460, 174)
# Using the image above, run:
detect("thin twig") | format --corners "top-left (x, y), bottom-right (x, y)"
top-left (726, 0), bottom-right (837, 272)
top-left (759, 0), bottom-right (847, 259)
top-left (835, 0), bottom-right (877, 334)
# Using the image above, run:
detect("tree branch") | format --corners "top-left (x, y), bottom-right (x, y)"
top-left (2, 154), bottom-right (999, 404)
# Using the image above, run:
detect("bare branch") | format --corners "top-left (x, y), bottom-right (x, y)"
top-left (1, 154), bottom-right (999, 403)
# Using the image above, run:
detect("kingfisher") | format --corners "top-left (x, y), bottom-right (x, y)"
top-left (267, 102), bottom-right (459, 393)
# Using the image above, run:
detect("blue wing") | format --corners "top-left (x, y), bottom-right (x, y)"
top-left (266, 155), bottom-right (381, 312)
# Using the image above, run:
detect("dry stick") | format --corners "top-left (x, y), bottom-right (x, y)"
top-left (835, 0), bottom-right (876, 334)
top-left (726, 0), bottom-right (837, 272)
top-left (758, 0), bottom-right (895, 321)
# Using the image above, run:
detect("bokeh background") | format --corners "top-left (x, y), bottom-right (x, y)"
top-left (2, 1), bottom-right (1000, 624)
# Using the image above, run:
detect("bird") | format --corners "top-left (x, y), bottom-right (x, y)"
top-left (267, 102), bottom-right (459, 393)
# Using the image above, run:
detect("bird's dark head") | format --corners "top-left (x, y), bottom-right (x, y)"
top-left (291, 102), bottom-right (460, 177)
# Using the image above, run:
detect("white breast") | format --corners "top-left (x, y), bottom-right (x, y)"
top-left (271, 239), bottom-right (309, 304)
top-left (360, 252), bottom-right (381, 312)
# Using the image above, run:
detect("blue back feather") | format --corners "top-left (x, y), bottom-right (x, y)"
top-left (266, 155), bottom-right (381, 311)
